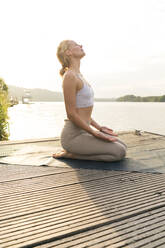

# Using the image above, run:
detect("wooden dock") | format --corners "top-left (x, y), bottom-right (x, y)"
top-left (0, 130), bottom-right (165, 247)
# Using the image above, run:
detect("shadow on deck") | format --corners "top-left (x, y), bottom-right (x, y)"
top-left (0, 130), bottom-right (165, 247)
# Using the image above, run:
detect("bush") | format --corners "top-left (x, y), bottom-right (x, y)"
top-left (0, 78), bottom-right (9, 141)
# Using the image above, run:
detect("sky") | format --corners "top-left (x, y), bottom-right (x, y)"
top-left (0, 0), bottom-right (165, 98)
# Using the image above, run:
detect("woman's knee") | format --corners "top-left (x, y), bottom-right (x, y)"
top-left (117, 138), bottom-right (127, 149)
top-left (120, 146), bottom-right (126, 159)
top-left (113, 143), bottom-right (127, 161)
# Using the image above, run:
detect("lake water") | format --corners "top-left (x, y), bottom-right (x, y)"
top-left (8, 102), bottom-right (165, 141)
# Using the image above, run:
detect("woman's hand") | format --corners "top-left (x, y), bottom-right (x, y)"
top-left (93, 130), bottom-right (118, 142)
top-left (100, 126), bottom-right (118, 136)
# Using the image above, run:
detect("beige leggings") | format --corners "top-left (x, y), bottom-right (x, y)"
top-left (60, 119), bottom-right (127, 162)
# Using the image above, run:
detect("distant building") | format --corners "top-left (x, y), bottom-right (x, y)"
top-left (22, 90), bottom-right (32, 104)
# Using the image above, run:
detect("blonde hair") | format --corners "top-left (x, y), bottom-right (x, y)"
top-left (56, 40), bottom-right (72, 76)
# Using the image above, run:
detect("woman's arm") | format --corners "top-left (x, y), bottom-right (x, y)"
top-left (91, 117), bottom-right (118, 136)
top-left (90, 118), bottom-right (101, 131)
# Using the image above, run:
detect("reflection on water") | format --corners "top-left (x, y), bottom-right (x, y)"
top-left (8, 102), bottom-right (165, 141)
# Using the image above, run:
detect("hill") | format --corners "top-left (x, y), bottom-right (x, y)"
top-left (8, 85), bottom-right (64, 102)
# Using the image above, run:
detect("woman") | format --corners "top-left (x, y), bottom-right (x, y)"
top-left (53, 40), bottom-right (127, 161)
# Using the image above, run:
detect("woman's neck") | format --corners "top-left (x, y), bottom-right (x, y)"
top-left (69, 59), bottom-right (81, 74)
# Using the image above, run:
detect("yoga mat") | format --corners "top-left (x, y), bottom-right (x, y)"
top-left (0, 134), bottom-right (165, 174)
top-left (0, 143), bottom-right (164, 174)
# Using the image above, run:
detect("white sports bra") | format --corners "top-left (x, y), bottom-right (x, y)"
top-left (76, 73), bottom-right (94, 108)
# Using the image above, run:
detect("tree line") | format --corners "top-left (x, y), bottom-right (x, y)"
top-left (116, 94), bottom-right (165, 102)
top-left (0, 78), bottom-right (9, 140)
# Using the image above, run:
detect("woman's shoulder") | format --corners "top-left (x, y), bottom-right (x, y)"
top-left (63, 70), bottom-right (77, 80)
top-left (63, 70), bottom-right (79, 85)
top-left (62, 70), bottom-right (79, 88)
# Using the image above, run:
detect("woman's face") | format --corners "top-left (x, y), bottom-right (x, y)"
top-left (67, 40), bottom-right (85, 58)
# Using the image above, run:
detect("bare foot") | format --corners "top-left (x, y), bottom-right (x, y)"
top-left (52, 150), bottom-right (76, 159)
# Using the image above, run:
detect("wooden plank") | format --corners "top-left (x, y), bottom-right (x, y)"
top-left (0, 137), bottom-right (60, 146)
top-left (0, 164), bottom-right (75, 182)
top-left (1, 171), bottom-right (165, 247)
top-left (0, 170), bottom-right (162, 200)
top-left (0, 170), bottom-right (135, 190)
top-left (35, 206), bottom-right (165, 247)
